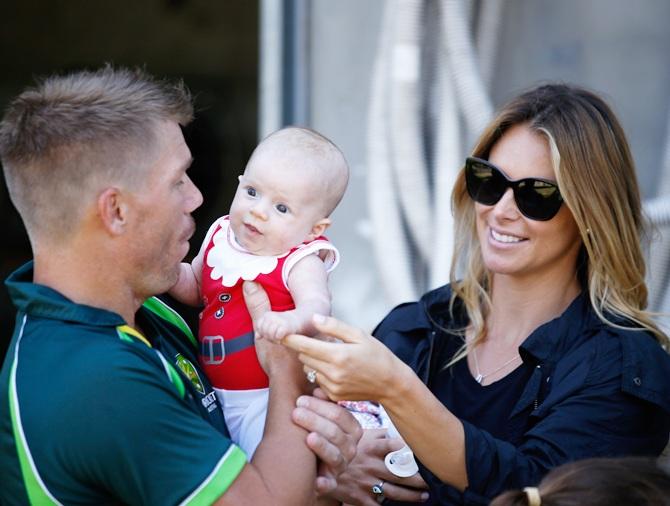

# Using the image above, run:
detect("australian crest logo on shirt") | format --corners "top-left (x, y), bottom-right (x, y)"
top-left (175, 354), bottom-right (206, 395)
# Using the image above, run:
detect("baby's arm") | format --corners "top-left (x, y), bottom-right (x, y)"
top-left (168, 248), bottom-right (204, 307)
top-left (256, 253), bottom-right (331, 341)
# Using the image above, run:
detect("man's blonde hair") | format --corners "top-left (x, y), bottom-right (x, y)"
top-left (0, 65), bottom-right (193, 243)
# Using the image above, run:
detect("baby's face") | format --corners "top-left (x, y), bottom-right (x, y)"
top-left (229, 153), bottom-right (328, 256)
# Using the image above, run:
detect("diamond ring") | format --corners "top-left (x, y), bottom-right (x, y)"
top-left (306, 369), bottom-right (317, 383)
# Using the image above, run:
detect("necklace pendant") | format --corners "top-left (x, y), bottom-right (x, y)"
top-left (475, 373), bottom-right (483, 384)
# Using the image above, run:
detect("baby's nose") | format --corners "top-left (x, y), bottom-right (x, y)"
top-left (250, 204), bottom-right (268, 220)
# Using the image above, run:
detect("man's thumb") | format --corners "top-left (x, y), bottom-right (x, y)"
top-left (243, 281), bottom-right (271, 322)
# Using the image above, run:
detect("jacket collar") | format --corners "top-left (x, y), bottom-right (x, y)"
top-left (519, 291), bottom-right (602, 363)
top-left (5, 261), bottom-right (125, 328)
top-left (418, 285), bottom-right (607, 362)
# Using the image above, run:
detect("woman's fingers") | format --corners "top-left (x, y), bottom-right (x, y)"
top-left (376, 480), bottom-right (429, 503)
top-left (322, 430), bottom-right (429, 505)
top-left (282, 333), bottom-right (335, 360)
top-left (400, 471), bottom-right (429, 490)
top-left (359, 435), bottom-right (428, 490)
top-left (311, 387), bottom-right (330, 400)
top-left (314, 472), bottom-right (338, 495)
top-left (312, 314), bottom-right (368, 344)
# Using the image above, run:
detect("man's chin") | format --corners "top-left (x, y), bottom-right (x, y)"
top-left (149, 267), bottom-right (181, 298)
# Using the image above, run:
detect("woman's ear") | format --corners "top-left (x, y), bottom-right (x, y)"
top-left (97, 187), bottom-right (128, 236)
top-left (307, 218), bottom-right (332, 241)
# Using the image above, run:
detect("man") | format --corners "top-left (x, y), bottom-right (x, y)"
top-left (0, 66), bottom-right (359, 505)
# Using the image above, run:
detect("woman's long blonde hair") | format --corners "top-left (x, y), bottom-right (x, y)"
top-left (449, 83), bottom-right (669, 363)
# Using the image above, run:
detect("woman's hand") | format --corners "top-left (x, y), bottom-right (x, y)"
top-left (282, 315), bottom-right (408, 403)
top-left (325, 428), bottom-right (429, 505)
top-left (291, 389), bottom-right (363, 494)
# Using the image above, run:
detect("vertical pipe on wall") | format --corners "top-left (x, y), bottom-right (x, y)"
top-left (259, 0), bottom-right (311, 138)
top-left (259, 0), bottom-right (283, 139)
top-left (283, 0), bottom-right (311, 126)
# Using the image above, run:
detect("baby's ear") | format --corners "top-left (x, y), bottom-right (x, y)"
top-left (307, 218), bottom-right (331, 240)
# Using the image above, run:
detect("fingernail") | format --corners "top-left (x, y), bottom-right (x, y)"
top-left (313, 314), bottom-right (326, 324)
top-left (243, 281), bottom-right (258, 294)
top-left (421, 492), bottom-right (430, 502)
top-left (296, 396), bottom-right (308, 407)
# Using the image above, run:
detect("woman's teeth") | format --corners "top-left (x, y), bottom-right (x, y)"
top-left (491, 229), bottom-right (523, 243)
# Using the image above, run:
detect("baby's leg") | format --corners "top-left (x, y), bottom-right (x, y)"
top-left (238, 389), bottom-right (269, 458)
top-left (217, 388), bottom-right (269, 459)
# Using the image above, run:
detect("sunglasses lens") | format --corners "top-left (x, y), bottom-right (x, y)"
top-left (465, 157), bottom-right (563, 221)
top-left (515, 180), bottom-right (563, 221)
top-left (465, 160), bottom-right (506, 205)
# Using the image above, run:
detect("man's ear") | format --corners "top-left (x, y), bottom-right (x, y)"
top-left (307, 218), bottom-right (331, 241)
top-left (97, 187), bottom-right (128, 236)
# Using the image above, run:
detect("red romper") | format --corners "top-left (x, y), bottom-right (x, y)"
top-left (199, 216), bottom-right (339, 391)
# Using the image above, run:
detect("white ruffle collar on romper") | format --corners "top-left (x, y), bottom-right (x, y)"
top-left (206, 220), bottom-right (289, 287)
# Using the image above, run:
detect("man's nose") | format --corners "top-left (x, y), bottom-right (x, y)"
top-left (186, 176), bottom-right (203, 212)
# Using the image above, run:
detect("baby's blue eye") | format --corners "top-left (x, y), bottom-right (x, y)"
top-left (275, 203), bottom-right (288, 214)
top-left (246, 187), bottom-right (257, 197)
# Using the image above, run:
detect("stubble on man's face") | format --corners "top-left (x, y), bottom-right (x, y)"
top-left (124, 120), bottom-right (199, 299)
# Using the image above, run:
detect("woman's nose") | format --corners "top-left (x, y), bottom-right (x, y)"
top-left (491, 188), bottom-right (521, 220)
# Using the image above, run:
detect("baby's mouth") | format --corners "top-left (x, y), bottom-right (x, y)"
top-left (245, 223), bottom-right (261, 235)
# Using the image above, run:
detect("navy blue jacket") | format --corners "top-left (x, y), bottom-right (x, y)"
top-left (374, 285), bottom-right (670, 505)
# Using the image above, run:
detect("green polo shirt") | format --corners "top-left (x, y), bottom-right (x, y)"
top-left (0, 262), bottom-right (246, 505)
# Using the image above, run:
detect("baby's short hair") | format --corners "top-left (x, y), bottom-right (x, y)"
top-left (255, 126), bottom-right (350, 216)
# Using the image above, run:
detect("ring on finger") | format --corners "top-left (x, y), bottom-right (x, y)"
top-left (371, 480), bottom-right (385, 496)
top-left (306, 369), bottom-right (317, 384)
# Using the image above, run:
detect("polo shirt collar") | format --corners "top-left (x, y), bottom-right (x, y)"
top-left (5, 261), bottom-right (125, 327)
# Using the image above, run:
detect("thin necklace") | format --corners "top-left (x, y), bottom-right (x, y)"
top-left (472, 345), bottom-right (522, 384)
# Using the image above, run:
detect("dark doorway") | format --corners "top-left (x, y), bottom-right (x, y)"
top-left (0, 0), bottom-right (259, 359)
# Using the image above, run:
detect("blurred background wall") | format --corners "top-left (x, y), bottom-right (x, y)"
top-left (2, 0), bottom-right (670, 359)
top-left (263, 0), bottom-right (670, 332)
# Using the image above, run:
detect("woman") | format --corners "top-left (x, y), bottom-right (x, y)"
top-left (283, 84), bottom-right (670, 505)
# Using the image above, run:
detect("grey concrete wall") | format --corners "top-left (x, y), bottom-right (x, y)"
top-left (309, 0), bottom-right (389, 330)
top-left (493, 0), bottom-right (670, 196)
top-left (303, 0), bottom-right (670, 328)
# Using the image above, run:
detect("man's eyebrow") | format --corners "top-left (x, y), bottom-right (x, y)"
top-left (177, 156), bottom-right (194, 175)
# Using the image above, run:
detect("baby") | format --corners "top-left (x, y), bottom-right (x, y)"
top-left (170, 126), bottom-right (349, 457)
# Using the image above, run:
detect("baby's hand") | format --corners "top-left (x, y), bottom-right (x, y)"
top-left (256, 311), bottom-right (301, 342)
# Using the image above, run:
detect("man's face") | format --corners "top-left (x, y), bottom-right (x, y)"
top-left (125, 120), bottom-right (202, 298)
